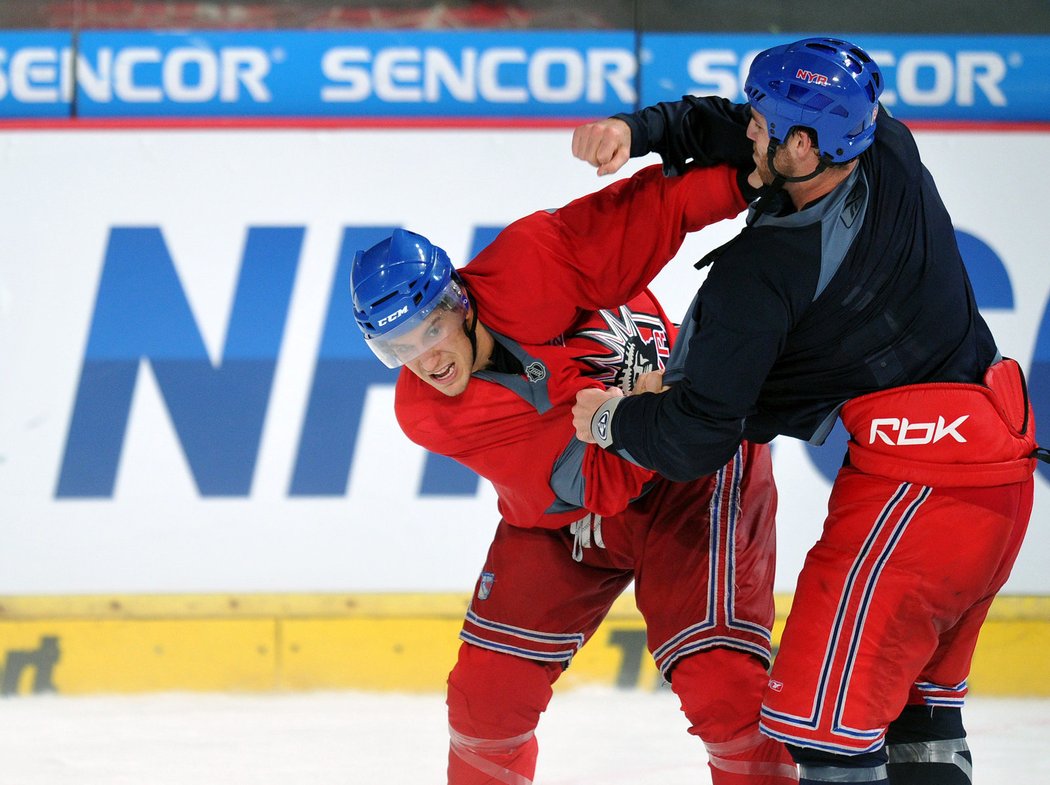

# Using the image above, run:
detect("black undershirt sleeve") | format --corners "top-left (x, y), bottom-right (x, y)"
top-left (614, 96), bottom-right (753, 176)
top-left (607, 227), bottom-right (820, 481)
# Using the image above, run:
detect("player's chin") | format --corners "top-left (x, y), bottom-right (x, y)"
top-left (749, 165), bottom-right (770, 188)
top-left (431, 382), bottom-right (465, 397)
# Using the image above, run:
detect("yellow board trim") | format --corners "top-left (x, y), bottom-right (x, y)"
top-left (2, 593), bottom-right (1047, 620)
top-left (0, 594), bottom-right (1046, 696)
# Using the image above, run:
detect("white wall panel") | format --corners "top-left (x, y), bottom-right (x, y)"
top-left (0, 127), bottom-right (1045, 594)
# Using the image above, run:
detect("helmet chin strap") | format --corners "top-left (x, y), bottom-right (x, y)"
top-left (463, 287), bottom-right (481, 369)
top-left (765, 140), bottom-right (833, 186)
top-left (745, 140), bottom-right (835, 227)
top-left (703, 135), bottom-right (834, 262)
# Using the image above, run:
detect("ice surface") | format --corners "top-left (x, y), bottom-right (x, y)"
top-left (0, 688), bottom-right (1047, 784)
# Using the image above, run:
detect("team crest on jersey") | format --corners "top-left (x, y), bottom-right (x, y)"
top-left (477, 571), bottom-right (495, 600)
top-left (573, 307), bottom-right (670, 393)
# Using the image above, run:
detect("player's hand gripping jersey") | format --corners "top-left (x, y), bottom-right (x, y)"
top-left (395, 163), bottom-right (745, 528)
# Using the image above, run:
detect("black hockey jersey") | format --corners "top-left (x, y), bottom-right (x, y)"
top-left (606, 99), bottom-right (999, 481)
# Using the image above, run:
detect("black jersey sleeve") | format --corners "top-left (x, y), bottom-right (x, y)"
top-left (606, 225), bottom-right (820, 480)
top-left (614, 96), bottom-right (754, 176)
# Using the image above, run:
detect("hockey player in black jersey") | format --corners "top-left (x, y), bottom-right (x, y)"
top-left (571, 36), bottom-right (1037, 785)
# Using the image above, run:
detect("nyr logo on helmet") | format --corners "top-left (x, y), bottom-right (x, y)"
top-left (869, 415), bottom-right (970, 446)
top-left (377, 305), bottom-right (410, 327)
top-left (796, 68), bottom-right (830, 86)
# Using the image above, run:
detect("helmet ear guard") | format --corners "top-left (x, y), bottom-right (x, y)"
top-left (745, 37), bottom-right (884, 164)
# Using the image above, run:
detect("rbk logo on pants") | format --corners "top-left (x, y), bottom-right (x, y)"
top-left (868, 415), bottom-right (970, 446)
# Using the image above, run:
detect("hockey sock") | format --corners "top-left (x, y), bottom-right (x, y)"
top-left (790, 746), bottom-right (889, 784)
top-left (671, 649), bottom-right (798, 783)
top-left (704, 732), bottom-right (800, 784)
top-left (448, 726), bottom-right (538, 785)
top-left (885, 705), bottom-right (972, 784)
top-left (446, 644), bottom-right (558, 785)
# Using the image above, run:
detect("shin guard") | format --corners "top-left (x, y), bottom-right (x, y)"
top-left (705, 731), bottom-right (801, 784)
top-left (672, 649), bottom-right (798, 783)
top-left (886, 705), bottom-right (972, 784)
top-left (448, 726), bottom-right (538, 785)
top-left (886, 739), bottom-right (972, 784)
top-left (792, 747), bottom-right (889, 785)
top-left (798, 764), bottom-right (889, 783)
top-left (446, 644), bottom-right (558, 785)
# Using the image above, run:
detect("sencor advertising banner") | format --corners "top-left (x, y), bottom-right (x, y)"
top-left (642, 33), bottom-right (1050, 122)
top-left (1, 126), bottom-right (1048, 597)
top-left (0, 30), bottom-right (1048, 120)
top-left (0, 31), bottom-right (73, 117)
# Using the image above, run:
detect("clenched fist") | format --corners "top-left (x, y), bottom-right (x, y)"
top-left (571, 118), bottom-right (632, 176)
top-left (572, 386), bottom-right (623, 443)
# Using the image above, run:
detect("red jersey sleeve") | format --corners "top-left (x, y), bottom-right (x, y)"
top-left (461, 163), bottom-right (745, 344)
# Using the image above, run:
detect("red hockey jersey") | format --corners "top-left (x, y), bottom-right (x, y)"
top-left (395, 163), bottom-right (745, 529)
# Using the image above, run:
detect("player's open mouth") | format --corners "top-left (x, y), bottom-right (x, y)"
top-left (430, 363), bottom-right (456, 383)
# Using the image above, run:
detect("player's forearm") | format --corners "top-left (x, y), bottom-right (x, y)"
top-left (595, 389), bottom-right (744, 483)
top-left (550, 164), bottom-right (742, 311)
top-left (614, 96), bottom-right (753, 176)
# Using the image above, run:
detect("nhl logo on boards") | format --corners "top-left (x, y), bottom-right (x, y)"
top-left (478, 571), bottom-right (495, 600)
top-left (525, 362), bottom-right (547, 383)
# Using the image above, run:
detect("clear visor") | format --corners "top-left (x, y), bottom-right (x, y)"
top-left (365, 281), bottom-right (469, 368)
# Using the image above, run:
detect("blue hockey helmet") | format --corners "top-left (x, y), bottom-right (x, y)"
top-left (350, 228), bottom-right (470, 368)
top-left (744, 37), bottom-right (884, 163)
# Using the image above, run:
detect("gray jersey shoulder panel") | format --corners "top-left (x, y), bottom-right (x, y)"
top-left (473, 331), bottom-right (554, 414)
top-left (548, 437), bottom-right (587, 511)
top-left (662, 290), bottom-right (700, 386)
top-left (751, 166), bottom-right (869, 302)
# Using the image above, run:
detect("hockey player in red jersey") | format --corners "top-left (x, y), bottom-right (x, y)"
top-left (349, 163), bottom-right (798, 784)
top-left (571, 37), bottom-right (1040, 785)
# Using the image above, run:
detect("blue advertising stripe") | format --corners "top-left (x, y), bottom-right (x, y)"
top-left (0, 31), bottom-right (74, 117)
top-left (2, 29), bottom-right (1049, 120)
top-left (72, 29), bottom-right (637, 118)
top-left (2, 116), bottom-right (1049, 131)
top-left (641, 33), bottom-right (1050, 122)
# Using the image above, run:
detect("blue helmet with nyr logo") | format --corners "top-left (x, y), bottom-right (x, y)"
top-left (350, 228), bottom-right (470, 368)
top-left (744, 37), bottom-right (884, 163)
